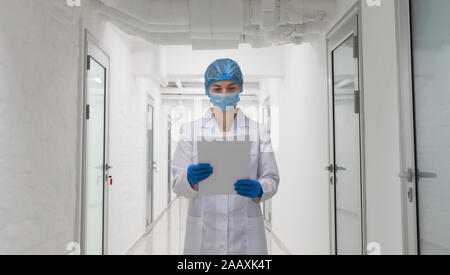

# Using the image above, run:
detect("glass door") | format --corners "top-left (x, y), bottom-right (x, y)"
top-left (410, 0), bottom-right (450, 255)
top-left (327, 12), bottom-right (363, 255)
top-left (84, 37), bottom-right (109, 255)
top-left (146, 97), bottom-right (155, 232)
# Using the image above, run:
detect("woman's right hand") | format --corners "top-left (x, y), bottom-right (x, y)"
top-left (187, 164), bottom-right (213, 187)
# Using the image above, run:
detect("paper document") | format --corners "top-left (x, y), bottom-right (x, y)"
top-left (197, 138), bottom-right (251, 196)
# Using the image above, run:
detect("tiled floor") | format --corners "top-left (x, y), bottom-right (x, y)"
top-left (127, 196), bottom-right (290, 255)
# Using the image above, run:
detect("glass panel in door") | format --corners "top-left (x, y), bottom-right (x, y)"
top-left (146, 102), bottom-right (154, 231)
top-left (410, 0), bottom-right (450, 255)
top-left (86, 57), bottom-right (106, 255)
top-left (332, 35), bottom-right (362, 255)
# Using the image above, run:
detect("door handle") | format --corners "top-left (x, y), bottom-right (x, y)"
top-left (417, 170), bottom-right (437, 179)
top-left (325, 165), bottom-right (347, 173)
top-left (399, 168), bottom-right (437, 182)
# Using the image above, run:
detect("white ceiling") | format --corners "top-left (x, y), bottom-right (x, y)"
top-left (95, 0), bottom-right (337, 50)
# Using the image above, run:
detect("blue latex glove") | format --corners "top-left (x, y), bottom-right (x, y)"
top-left (187, 163), bottom-right (213, 185)
top-left (234, 179), bottom-right (263, 199)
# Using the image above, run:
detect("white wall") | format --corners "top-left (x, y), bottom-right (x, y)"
top-left (264, 40), bottom-right (330, 254)
top-left (360, 0), bottom-right (403, 255)
top-left (0, 0), bottom-right (83, 254)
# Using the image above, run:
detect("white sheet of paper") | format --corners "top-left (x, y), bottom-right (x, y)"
top-left (197, 138), bottom-right (251, 196)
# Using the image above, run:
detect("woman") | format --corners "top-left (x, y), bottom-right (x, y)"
top-left (171, 58), bottom-right (280, 255)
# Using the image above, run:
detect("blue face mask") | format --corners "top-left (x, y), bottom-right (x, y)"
top-left (209, 92), bottom-right (241, 111)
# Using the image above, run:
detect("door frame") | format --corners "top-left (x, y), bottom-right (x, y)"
top-left (146, 95), bottom-right (155, 233)
top-left (395, 0), bottom-right (419, 255)
top-left (325, 2), bottom-right (367, 255)
top-left (261, 96), bottom-right (273, 225)
top-left (81, 30), bottom-right (111, 255)
top-left (167, 115), bottom-right (173, 206)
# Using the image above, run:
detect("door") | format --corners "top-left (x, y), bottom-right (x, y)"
top-left (167, 116), bottom-right (173, 205)
top-left (327, 11), bottom-right (364, 255)
top-left (402, 0), bottom-right (450, 255)
top-left (83, 35), bottom-right (110, 255)
top-left (146, 97), bottom-right (155, 232)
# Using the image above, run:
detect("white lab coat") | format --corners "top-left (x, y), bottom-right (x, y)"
top-left (171, 108), bottom-right (280, 255)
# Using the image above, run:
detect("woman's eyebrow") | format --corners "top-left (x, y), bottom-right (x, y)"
top-left (227, 83), bottom-right (237, 87)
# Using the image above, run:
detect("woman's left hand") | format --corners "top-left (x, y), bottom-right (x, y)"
top-left (234, 179), bottom-right (263, 199)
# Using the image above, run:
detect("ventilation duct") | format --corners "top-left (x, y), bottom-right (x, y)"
top-left (94, 0), bottom-right (336, 50)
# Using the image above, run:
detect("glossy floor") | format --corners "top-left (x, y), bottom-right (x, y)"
top-left (127, 196), bottom-right (290, 255)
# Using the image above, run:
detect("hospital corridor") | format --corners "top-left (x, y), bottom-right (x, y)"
top-left (1, 0), bottom-right (450, 256)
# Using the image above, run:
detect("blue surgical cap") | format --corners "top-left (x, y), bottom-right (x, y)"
top-left (204, 58), bottom-right (244, 97)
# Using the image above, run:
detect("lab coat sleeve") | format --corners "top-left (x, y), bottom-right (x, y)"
top-left (171, 123), bottom-right (198, 199)
top-left (257, 124), bottom-right (280, 203)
